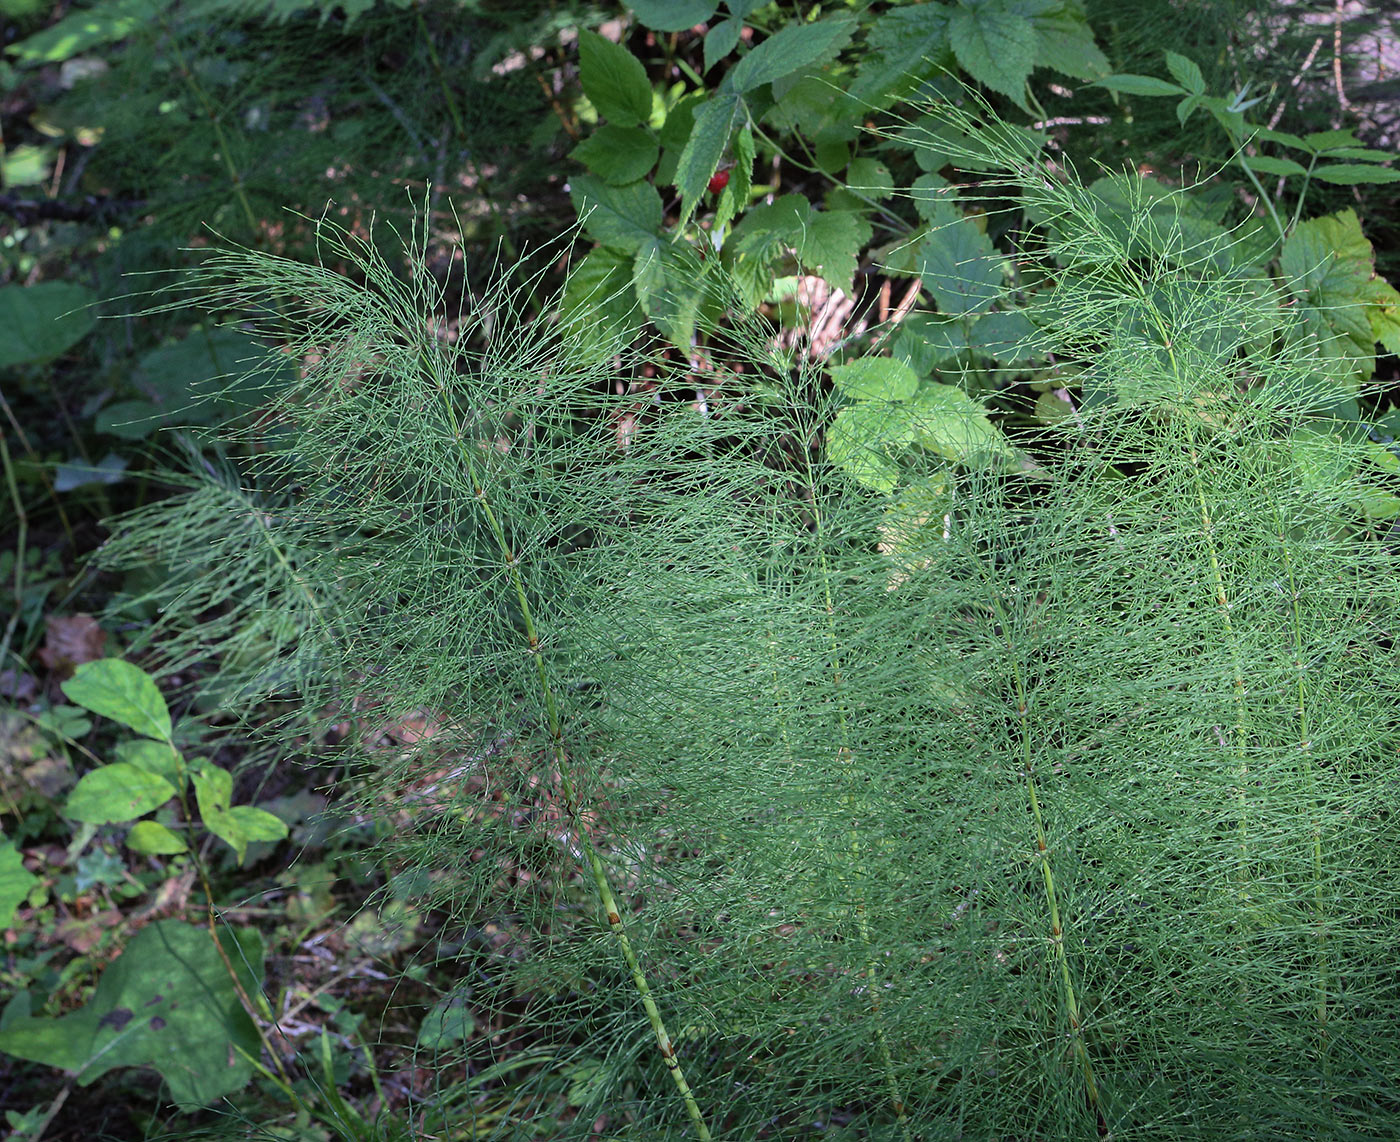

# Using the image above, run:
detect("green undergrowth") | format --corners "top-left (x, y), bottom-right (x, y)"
top-left (85, 103), bottom-right (1400, 1139)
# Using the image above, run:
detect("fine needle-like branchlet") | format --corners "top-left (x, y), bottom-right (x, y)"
top-left (99, 105), bottom-right (1400, 1139)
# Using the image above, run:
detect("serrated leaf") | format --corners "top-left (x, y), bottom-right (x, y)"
top-left (1241, 154), bottom-right (1308, 178)
top-left (0, 282), bottom-right (96, 367)
top-left (62, 659), bottom-right (172, 742)
top-left (1311, 146), bottom-right (1395, 162)
top-left (826, 404), bottom-right (916, 492)
top-left (126, 821), bottom-right (188, 856)
top-left (1175, 93), bottom-right (1205, 127)
top-left (732, 194), bottom-right (870, 292)
top-left (714, 124), bottom-right (755, 233)
top-left (1309, 164), bottom-right (1400, 185)
top-left (907, 382), bottom-right (1010, 463)
top-left (893, 314), bottom-right (970, 373)
top-left (633, 241), bottom-right (709, 349)
top-left (560, 248), bottom-right (642, 364)
top-left (910, 173), bottom-right (959, 223)
top-left (1164, 50), bottom-right (1204, 94)
top-left (918, 220), bottom-right (1004, 315)
top-left (1281, 209), bottom-right (1391, 378)
top-left (1303, 128), bottom-right (1360, 151)
top-left (65, 765), bottom-right (176, 825)
top-left (849, 5), bottom-right (953, 107)
top-left (676, 93), bottom-right (742, 224)
top-left (704, 15), bottom-right (743, 71)
top-left (949, 0), bottom-right (1037, 109)
top-left (570, 174), bottom-right (662, 252)
top-left (846, 157), bottom-right (894, 201)
top-left (973, 308), bottom-right (1040, 364)
top-left (1094, 73), bottom-right (1184, 97)
top-left (830, 357), bottom-right (919, 402)
top-left (578, 29), bottom-right (653, 127)
top-left (1254, 127), bottom-right (1309, 151)
top-left (627, 0), bottom-right (716, 32)
top-left (1032, 1), bottom-right (1109, 81)
top-left (570, 125), bottom-right (659, 185)
top-left (722, 15), bottom-right (855, 95)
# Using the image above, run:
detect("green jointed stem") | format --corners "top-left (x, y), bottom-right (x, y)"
top-left (802, 446), bottom-right (914, 1142)
top-left (992, 593), bottom-right (1101, 1120)
top-left (433, 364), bottom-right (715, 1142)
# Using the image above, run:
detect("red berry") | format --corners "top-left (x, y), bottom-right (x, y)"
top-left (708, 170), bottom-right (730, 194)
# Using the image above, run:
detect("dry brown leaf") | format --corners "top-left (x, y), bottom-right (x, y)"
top-left (36, 614), bottom-right (107, 676)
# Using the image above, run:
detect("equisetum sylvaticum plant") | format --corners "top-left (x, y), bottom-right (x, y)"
top-left (98, 99), bottom-right (1400, 1139)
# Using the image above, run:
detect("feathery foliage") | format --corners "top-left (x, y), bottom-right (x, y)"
top-left (98, 104), bottom-right (1400, 1139)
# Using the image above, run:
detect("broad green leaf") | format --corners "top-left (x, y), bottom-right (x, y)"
top-left (193, 762), bottom-right (233, 818)
top-left (1034, 388), bottom-right (1076, 424)
top-left (910, 173), bottom-right (959, 223)
top-left (65, 764), bottom-right (176, 825)
top-left (1281, 209), bottom-right (1392, 375)
top-left (627, 0), bottom-right (716, 32)
top-left (6, 0), bottom-right (178, 63)
top-left (722, 16), bottom-right (855, 95)
top-left (0, 282), bottom-right (96, 367)
top-left (826, 403), bottom-right (917, 492)
top-left (846, 157), bottom-right (894, 201)
top-left (704, 15), bottom-right (743, 71)
top-left (560, 247), bottom-right (642, 363)
top-left (907, 382), bottom-right (1010, 463)
top-left (0, 920), bottom-right (262, 1110)
top-left (893, 314), bottom-right (971, 373)
top-left (830, 357), bottom-right (919, 403)
top-left (1254, 127), bottom-right (1309, 151)
top-left (675, 93), bottom-right (742, 224)
top-left (1309, 164), bottom-right (1400, 185)
top-left (949, 0), bottom-right (1037, 109)
top-left (1032, 1), bottom-right (1109, 81)
top-left (848, 5), bottom-right (952, 108)
top-left (193, 762), bottom-right (233, 821)
top-left (62, 659), bottom-right (172, 742)
top-left (918, 220), bottom-right (1004, 315)
top-left (570, 174), bottom-right (662, 252)
top-left (220, 806), bottom-right (290, 855)
top-left (578, 29), bottom-right (653, 127)
top-left (194, 763), bottom-right (284, 863)
top-left (114, 740), bottom-right (184, 787)
top-left (973, 308), bottom-right (1040, 364)
top-left (1311, 147), bottom-right (1395, 162)
top-left (1175, 93), bottom-right (1205, 126)
top-left (571, 125), bottom-right (659, 185)
top-left (714, 124), bottom-right (755, 233)
top-left (126, 821), bottom-right (188, 855)
top-left (1241, 154), bottom-right (1308, 178)
top-left (732, 194), bottom-right (871, 292)
top-left (0, 842), bottom-right (38, 930)
top-left (95, 400), bottom-right (163, 442)
top-left (417, 996), bottom-right (477, 1049)
top-left (1094, 73), bottom-right (1185, 97)
top-left (633, 240), bottom-right (708, 349)
top-left (1303, 128), bottom-right (1361, 151)
top-left (1164, 50), bottom-right (1204, 94)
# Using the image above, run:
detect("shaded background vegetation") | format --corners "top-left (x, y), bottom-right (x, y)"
top-left (2, 0), bottom-right (1399, 1138)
